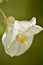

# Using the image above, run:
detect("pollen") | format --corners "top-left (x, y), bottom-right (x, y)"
top-left (18, 34), bottom-right (27, 43)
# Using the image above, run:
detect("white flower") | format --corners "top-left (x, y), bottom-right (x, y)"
top-left (2, 17), bottom-right (43, 57)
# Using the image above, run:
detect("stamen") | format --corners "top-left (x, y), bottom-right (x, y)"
top-left (18, 34), bottom-right (27, 43)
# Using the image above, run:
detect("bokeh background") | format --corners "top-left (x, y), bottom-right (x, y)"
top-left (0, 0), bottom-right (43, 65)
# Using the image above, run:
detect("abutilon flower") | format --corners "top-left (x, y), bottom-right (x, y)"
top-left (2, 16), bottom-right (43, 57)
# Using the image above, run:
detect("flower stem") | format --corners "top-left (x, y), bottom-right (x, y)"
top-left (0, 8), bottom-right (6, 19)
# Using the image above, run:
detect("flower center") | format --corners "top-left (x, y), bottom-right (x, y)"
top-left (18, 34), bottom-right (29, 44)
top-left (18, 34), bottom-right (26, 43)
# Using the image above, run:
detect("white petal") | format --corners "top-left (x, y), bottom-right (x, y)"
top-left (3, 20), bottom-right (19, 47)
top-left (11, 20), bottom-right (19, 43)
top-left (15, 33), bottom-right (34, 56)
top-left (2, 33), bottom-right (18, 57)
top-left (2, 33), bottom-right (6, 47)
top-left (26, 25), bottom-right (43, 35)
top-left (18, 17), bottom-right (36, 33)
top-left (2, 20), bottom-right (19, 57)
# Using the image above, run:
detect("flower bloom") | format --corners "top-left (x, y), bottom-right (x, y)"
top-left (2, 16), bottom-right (43, 57)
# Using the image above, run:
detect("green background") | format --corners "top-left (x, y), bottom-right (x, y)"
top-left (0, 0), bottom-right (43, 65)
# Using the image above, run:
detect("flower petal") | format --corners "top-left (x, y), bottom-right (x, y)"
top-left (2, 21), bottom-right (19, 57)
top-left (18, 17), bottom-right (36, 33)
top-left (11, 20), bottom-right (19, 43)
top-left (2, 33), bottom-right (19, 57)
top-left (14, 34), bottom-right (34, 56)
top-left (26, 25), bottom-right (43, 35)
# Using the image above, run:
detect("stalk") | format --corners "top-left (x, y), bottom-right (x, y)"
top-left (0, 8), bottom-right (6, 19)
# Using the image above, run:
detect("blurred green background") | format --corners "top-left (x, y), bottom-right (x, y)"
top-left (0, 0), bottom-right (43, 65)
